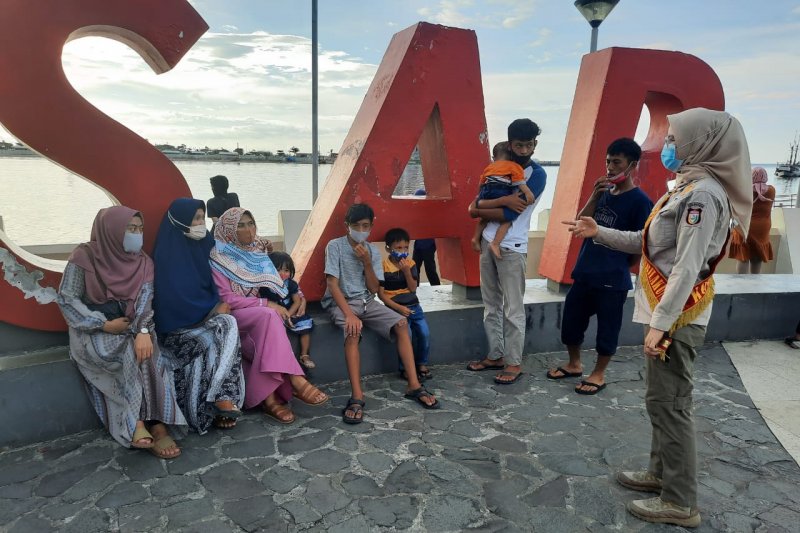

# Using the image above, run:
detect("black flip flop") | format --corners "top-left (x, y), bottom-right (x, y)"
top-left (211, 404), bottom-right (242, 420)
top-left (785, 337), bottom-right (800, 349)
top-left (342, 397), bottom-right (365, 424)
top-left (575, 380), bottom-right (606, 395)
top-left (405, 387), bottom-right (441, 409)
top-left (546, 367), bottom-right (583, 380)
top-left (494, 370), bottom-right (524, 385)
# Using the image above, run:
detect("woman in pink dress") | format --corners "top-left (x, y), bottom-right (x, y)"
top-left (210, 208), bottom-right (328, 423)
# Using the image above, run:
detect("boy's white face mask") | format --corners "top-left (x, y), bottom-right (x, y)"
top-left (348, 227), bottom-right (370, 243)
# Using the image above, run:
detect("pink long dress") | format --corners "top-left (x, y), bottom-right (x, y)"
top-left (212, 270), bottom-right (304, 408)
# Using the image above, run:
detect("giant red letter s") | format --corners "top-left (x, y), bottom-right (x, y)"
top-left (293, 22), bottom-right (490, 300)
top-left (539, 48), bottom-right (724, 284)
top-left (0, 0), bottom-right (207, 331)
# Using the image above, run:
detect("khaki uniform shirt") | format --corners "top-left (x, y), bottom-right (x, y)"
top-left (594, 178), bottom-right (730, 331)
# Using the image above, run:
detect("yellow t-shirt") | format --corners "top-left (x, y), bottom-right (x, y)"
top-left (381, 257), bottom-right (418, 300)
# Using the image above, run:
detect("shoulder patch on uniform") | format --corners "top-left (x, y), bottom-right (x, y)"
top-left (686, 201), bottom-right (704, 225)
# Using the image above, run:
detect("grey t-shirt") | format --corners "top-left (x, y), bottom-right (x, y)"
top-left (321, 236), bottom-right (384, 309)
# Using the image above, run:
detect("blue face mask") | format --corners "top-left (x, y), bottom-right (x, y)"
top-left (390, 250), bottom-right (409, 260)
top-left (123, 231), bottom-right (143, 253)
top-left (660, 142), bottom-right (684, 172)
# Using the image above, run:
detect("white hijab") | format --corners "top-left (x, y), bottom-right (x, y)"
top-left (669, 108), bottom-right (753, 236)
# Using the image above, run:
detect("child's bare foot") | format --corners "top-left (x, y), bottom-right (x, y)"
top-left (489, 242), bottom-right (503, 260)
top-left (471, 237), bottom-right (481, 253)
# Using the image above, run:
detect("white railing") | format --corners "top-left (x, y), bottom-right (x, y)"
top-left (774, 193), bottom-right (797, 209)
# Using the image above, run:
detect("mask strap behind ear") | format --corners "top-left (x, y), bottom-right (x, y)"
top-left (168, 211), bottom-right (191, 231)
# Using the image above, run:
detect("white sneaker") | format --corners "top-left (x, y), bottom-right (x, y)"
top-left (616, 471), bottom-right (662, 493)
top-left (627, 496), bottom-right (701, 528)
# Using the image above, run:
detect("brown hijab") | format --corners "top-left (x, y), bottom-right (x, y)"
top-left (69, 206), bottom-right (154, 318)
top-left (669, 108), bottom-right (753, 235)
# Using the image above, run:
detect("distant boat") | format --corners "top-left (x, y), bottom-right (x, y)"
top-left (0, 144), bottom-right (36, 156)
top-left (775, 136), bottom-right (800, 179)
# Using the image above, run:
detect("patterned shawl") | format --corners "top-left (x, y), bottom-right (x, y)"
top-left (209, 207), bottom-right (287, 298)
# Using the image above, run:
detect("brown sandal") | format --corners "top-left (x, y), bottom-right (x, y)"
top-left (263, 400), bottom-right (296, 424)
top-left (149, 435), bottom-right (181, 459)
top-left (130, 426), bottom-right (154, 449)
top-left (292, 380), bottom-right (329, 406)
top-left (299, 354), bottom-right (316, 369)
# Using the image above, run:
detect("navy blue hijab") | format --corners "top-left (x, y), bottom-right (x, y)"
top-left (153, 198), bottom-right (219, 334)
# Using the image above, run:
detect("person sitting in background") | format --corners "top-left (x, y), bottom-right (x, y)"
top-left (57, 206), bottom-right (186, 458)
top-left (207, 175), bottom-right (240, 225)
top-left (412, 189), bottom-right (441, 285)
top-left (728, 166), bottom-right (774, 274)
top-left (211, 207), bottom-right (328, 424)
top-left (153, 198), bottom-right (245, 432)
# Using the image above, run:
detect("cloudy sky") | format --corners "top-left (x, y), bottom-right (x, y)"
top-left (2, 0), bottom-right (799, 162)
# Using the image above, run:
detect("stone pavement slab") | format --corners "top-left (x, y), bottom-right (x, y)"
top-left (724, 339), bottom-right (800, 464)
top-left (2, 344), bottom-right (800, 531)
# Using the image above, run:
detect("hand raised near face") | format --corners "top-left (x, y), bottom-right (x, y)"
top-left (353, 243), bottom-right (370, 263)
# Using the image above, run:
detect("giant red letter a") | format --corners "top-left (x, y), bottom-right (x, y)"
top-left (293, 22), bottom-right (490, 300)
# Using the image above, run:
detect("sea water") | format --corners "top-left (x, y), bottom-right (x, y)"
top-left (0, 158), bottom-right (792, 246)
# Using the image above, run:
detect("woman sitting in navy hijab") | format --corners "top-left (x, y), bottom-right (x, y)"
top-left (153, 198), bottom-right (245, 431)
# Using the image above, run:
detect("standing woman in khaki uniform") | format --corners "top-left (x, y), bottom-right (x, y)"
top-left (565, 108), bottom-right (752, 528)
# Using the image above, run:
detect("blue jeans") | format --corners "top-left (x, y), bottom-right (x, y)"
top-left (398, 304), bottom-right (430, 371)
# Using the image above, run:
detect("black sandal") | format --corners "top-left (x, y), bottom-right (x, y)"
top-left (404, 387), bottom-right (441, 410)
top-left (342, 397), bottom-right (365, 424)
top-left (212, 403), bottom-right (242, 428)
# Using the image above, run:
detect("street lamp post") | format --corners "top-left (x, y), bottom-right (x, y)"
top-left (311, 0), bottom-right (319, 204)
top-left (574, 0), bottom-right (620, 52)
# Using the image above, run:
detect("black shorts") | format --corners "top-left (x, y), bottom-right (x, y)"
top-left (561, 280), bottom-right (628, 356)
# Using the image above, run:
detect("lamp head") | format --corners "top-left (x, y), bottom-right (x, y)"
top-left (574, 0), bottom-right (620, 28)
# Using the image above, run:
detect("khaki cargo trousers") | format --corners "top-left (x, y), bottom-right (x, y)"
top-left (645, 324), bottom-right (706, 509)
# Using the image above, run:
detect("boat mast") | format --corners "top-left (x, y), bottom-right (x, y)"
top-left (793, 135), bottom-right (798, 166)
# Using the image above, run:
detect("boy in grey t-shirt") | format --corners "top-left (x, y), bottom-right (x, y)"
top-left (323, 204), bottom-right (439, 424)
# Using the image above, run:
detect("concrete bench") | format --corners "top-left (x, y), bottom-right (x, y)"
top-left (2, 275), bottom-right (798, 448)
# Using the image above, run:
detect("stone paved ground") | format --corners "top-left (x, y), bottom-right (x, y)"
top-left (2, 344), bottom-right (800, 533)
